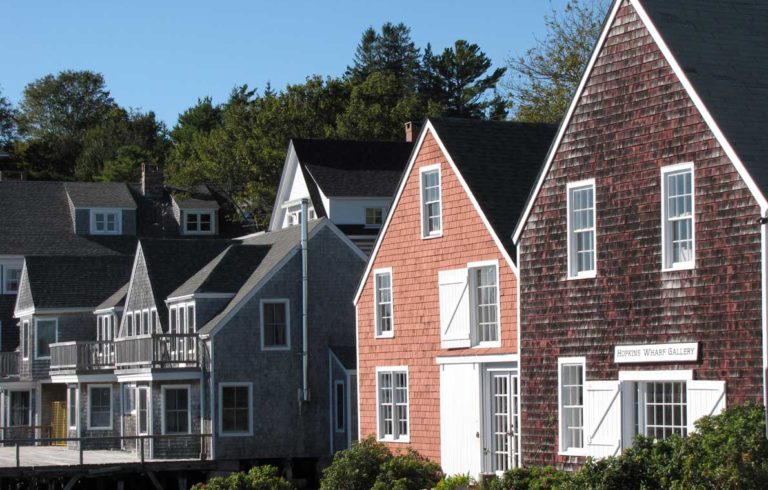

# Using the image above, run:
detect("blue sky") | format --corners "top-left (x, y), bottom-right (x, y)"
top-left (2, 0), bottom-right (568, 127)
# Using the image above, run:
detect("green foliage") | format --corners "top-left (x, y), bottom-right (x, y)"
top-left (0, 87), bottom-right (16, 150)
top-left (484, 466), bottom-right (571, 490)
top-left (320, 436), bottom-right (392, 490)
top-left (370, 449), bottom-right (443, 490)
top-left (506, 0), bottom-right (609, 123)
top-left (436, 473), bottom-right (474, 490)
top-left (191, 465), bottom-right (293, 490)
top-left (99, 145), bottom-right (151, 183)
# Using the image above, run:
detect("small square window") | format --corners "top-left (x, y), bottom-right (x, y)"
top-left (184, 212), bottom-right (215, 234)
top-left (91, 210), bottom-right (121, 235)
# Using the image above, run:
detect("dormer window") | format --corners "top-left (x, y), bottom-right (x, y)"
top-left (183, 211), bottom-right (215, 235)
top-left (365, 208), bottom-right (384, 228)
top-left (1, 265), bottom-right (21, 294)
top-left (90, 210), bottom-right (121, 235)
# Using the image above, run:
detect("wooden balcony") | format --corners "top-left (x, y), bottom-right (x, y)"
top-left (115, 334), bottom-right (199, 369)
top-left (0, 351), bottom-right (19, 378)
top-left (50, 342), bottom-right (115, 372)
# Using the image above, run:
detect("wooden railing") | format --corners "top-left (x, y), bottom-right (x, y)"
top-left (0, 425), bottom-right (51, 443)
top-left (115, 334), bottom-right (199, 368)
top-left (50, 341), bottom-right (115, 371)
top-left (0, 351), bottom-right (19, 377)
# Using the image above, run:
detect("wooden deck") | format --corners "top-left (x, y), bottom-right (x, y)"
top-left (0, 445), bottom-right (142, 468)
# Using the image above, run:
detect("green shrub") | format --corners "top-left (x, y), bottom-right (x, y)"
top-left (436, 473), bottom-right (475, 490)
top-left (320, 436), bottom-right (392, 490)
top-left (370, 449), bottom-right (444, 490)
top-left (485, 466), bottom-right (571, 490)
top-left (191, 465), bottom-right (293, 490)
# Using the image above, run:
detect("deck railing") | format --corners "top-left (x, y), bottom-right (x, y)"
top-left (0, 351), bottom-right (19, 377)
top-left (115, 334), bottom-right (199, 368)
top-left (50, 341), bottom-right (115, 371)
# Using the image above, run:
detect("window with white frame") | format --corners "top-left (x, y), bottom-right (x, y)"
top-left (68, 386), bottom-right (78, 429)
top-left (636, 381), bottom-right (687, 439)
top-left (137, 387), bottom-right (149, 435)
top-left (662, 165), bottom-right (694, 269)
top-left (8, 391), bottom-right (30, 427)
top-left (90, 210), bottom-right (121, 235)
top-left (470, 263), bottom-right (499, 344)
top-left (35, 318), bottom-right (57, 359)
top-left (568, 181), bottom-right (596, 278)
top-left (374, 270), bottom-right (393, 337)
top-left (88, 385), bottom-right (112, 430)
top-left (122, 384), bottom-right (135, 415)
top-left (559, 358), bottom-right (585, 453)
top-left (334, 380), bottom-right (345, 433)
top-left (377, 368), bottom-right (408, 441)
top-left (420, 166), bottom-right (442, 237)
top-left (2, 266), bottom-right (21, 294)
top-left (261, 300), bottom-right (289, 349)
top-left (365, 208), bottom-right (384, 227)
top-left (21, 321), bottom-right (29, 359)
top-left (219, 383), bottom-right (252, 435)
top-left (163, 386), bottom-right (190, 434)
top-left (184, 211), bottom-right (214, 234)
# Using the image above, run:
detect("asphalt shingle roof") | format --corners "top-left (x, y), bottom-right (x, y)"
top-left (95, 282), bottom-right (129, 311)
top-left (429, 118), bottom-right (558, 255)
top-left (64, 182), bottom-right (137, 209)
top-left (638, 0), bottom-right (768, 198)
top-left (24, 256), bottom-right (133, 310)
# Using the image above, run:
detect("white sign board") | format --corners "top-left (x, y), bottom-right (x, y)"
top-left (614, 342), bottom-right (698, 364)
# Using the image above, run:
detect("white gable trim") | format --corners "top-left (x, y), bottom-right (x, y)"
top-left (118, 243), bottom-right (157, 338)
top-left (513, 0), bottom-right (768, 244)
top-left (353, 120), bottom-right (518, 305)
top-left (268, 141), bottom-right (299, 232)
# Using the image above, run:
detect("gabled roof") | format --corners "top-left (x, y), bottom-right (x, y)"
top-left (0, 181), bottom-right (137, 256)
top-left (638, 0), bottom-right (768, 198)
top-left (169, 244), bottom-right (272, 298)
top-left (292, 139), bottom-right (413, 198)
top-left (64, 182), bottom-right (137, 209)
top-left (95, 282), bottom-right (129, 311)
top-left (21, 256), bottom-right (133, 310)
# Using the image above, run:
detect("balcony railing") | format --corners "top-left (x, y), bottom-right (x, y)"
top-left (0, 351), bottom-right (19, 377)
top-left (50, 341), bottom-right (115, 372)
top-left (115, 334), bottom-right (199, 368)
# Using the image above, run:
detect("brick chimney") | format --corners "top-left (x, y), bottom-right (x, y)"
top-left (404, 121), bottom-right (419, 143)
top-left (141, 163), bottom-right (164, 197)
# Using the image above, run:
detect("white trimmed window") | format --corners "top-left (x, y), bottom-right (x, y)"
top-left (469, 262), bottom-right (499, 344)
top-left (68, 386), bottom-right (78, 429)
top-left (260, 300), bottom-right (290, 350)
top-left (88, 385), bottom-right (112, 430)
top-left (137, 386), bottom-right (149, 435)
top-left (377, 367), bottom-right (409, 442)
top-left (3, 267), bottom-right (21, 294)
top-left (420, 165), bottom-right (442, 238)
top-left (35, 318), bottom-right (57, 359)
top-left (219, 383), bottom-right (252, 436)
top-left (183, 211), bottom-right (215, 235)
top-left (373, 269), bottom-right (393, 338)
top-left (662, 164), bottom-right (694, 270)
top-left (163, 386), bottom-right (190, 434)
top-left (365, 208), bottom-right (384, 227)
top-left (90, 210), bottom-right (121, 235)
top-left (637, 381), bottom-right (687, 439)
top-left (8, 391), bottom-right (30, 427)
top-left (558, 358), bottom-right (585, 454)
top-left (567, 181), bottom-right (596, 278)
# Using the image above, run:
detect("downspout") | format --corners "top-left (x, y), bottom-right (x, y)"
top-left (301, 199), bottom-right (310, 403)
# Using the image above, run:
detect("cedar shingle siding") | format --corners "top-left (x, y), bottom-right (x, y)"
top-left (518, 1), bottom-right (763, 467)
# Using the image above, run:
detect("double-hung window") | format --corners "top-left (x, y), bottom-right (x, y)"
top-left (568, 181), bottom-right (596, 278)
top-left (3, 267), bottom-right (21, 294)
top-left (219, 383), bottom-right (252, 435)
top-left (88, 385), bottom-right (112, 430)
top-left (558, 358), bottom-right (585, 454)
top-left (35, 318), bottom-right (57, 359)
top-left (373, 269), bottom-right (393, 337)
top-left (163, 386), bottom-right (190, 434)
top-left (68, 386), bottom-right (78, 429)
top-left (469, 263), bottom-right (499, 344)
top-left (662, 164), bottom-right (694, 270)
top-left (91, 210), bottom-right (121, 235)
top-left (8, 391), bottom-right (30, 427)
top-left (184, 211), bottom-right (214, 234)
top-left (137, 387), bottom-right (149, 435)
top-left (420, 165), bottom-right (442, 238)
top-left (261, 300), bottom-right (289, 350)
top-left (377, 368), bottom-right (409, 442)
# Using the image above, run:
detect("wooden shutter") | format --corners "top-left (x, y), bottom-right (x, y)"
top-left (686, 380), bottom-right (726, 434)
top-left (438, 269), bottom-right (470, 349)
top-left (584, 380), bottom-right (622, 458)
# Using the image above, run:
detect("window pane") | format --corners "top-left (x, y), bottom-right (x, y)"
top-left (36, 320), bottom-right (56, 357)
top-left (335, 382), bottom-right (345, 431)
top-left (263, 302), bottom-right (288, 347)
top-left (90, 387), bottom-right (111, 427)
top-left (641, 381), bottom-right (687, 439)
top-left (165, 388), bottom-right (189, 433)
top-left (474, 266), bottom-right (499, 343)
top-left (10, 392), bottom-right (30, 426)
top-left (560, 363), bottom-right (584, 450)
top-left (375, 273), bottom-right (393, 334)
top-left (222, 386), bottom-right (250, 433)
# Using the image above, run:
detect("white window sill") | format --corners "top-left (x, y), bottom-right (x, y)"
top-left (567, 271), bottom-right (596, 281)
top-left (375, 332), bottom-right (394, 339)
top-left (559, 449), bottom-right (587, 457)
top-left (421, 232), bottom-right (443, 240)
top-left (378, 436), bottom-right (410, 444)
top-left (36, 356), bottom-right (51, 361)
top-left (88, 425), bottom-right (112, 431)
top-left (473, 341), bottom-right (501, 349)
top-left (261, 346), bottom-right (290, 352)
top-left (662, 263), bottom-right (695, 272)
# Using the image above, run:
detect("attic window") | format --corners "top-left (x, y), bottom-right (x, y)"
top-left (91, 210), bottom-right (121, 235)
top-left (184, 211), bottom-right (215, 235)
top-left (365, 208), bottom-right (384, 228)
top-left (287, 208), bottom-right (316, 227)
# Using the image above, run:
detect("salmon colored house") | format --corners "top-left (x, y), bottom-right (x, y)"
top-left (354, 118), bottom-right (555, 476)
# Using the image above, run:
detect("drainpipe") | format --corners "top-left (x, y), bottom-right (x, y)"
top-left (300, 199), bottom-right (310, 403)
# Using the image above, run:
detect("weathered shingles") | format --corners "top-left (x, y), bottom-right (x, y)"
top-left (640, 0), bottom-right (768, 195)
top-left (64, 182), bottom-right (136, 209)
top-left (429, 118), bottom-right (558, 255)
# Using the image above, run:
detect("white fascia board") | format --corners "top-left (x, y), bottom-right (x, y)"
top-left (268, 141), bottom-right (298, 232)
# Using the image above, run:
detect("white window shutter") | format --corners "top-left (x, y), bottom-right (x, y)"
top-left (584, 380), bottom-right (622, 459)
top-left (438, 269), bottom-right (470, 349)
top-left (686, 380), bottom-right (726, 434)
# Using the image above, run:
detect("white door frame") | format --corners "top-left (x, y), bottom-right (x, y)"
top-left (482, 364), bottom-right (519, 474)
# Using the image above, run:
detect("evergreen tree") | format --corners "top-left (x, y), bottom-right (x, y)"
top-left (0, 87), bottom-right (16, 151)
